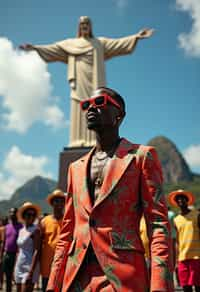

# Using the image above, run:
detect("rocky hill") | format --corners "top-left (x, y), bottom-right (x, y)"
top-left (148, 136), bottom-right (193, 183)
top-left (0, 176), bottom-right (57, 216)
top-left (148, 136), bottom-right (200, 207)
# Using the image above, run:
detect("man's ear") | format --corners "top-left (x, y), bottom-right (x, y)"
top-left (117, 110), bottom-right (126, 121)
top-left (116, 115), bottom-right (124, 126)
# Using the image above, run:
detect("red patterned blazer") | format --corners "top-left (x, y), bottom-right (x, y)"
top-left (47, 138), bottom-right (174, 292)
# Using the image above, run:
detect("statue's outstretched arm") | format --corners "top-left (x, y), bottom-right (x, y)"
top-left (101, 28), bottom-right (155, 60)
top-left (19, 42), bottom-right (68, 63)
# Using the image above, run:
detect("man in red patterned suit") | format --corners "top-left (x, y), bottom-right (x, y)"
top-left (47, 87), bottom-right (173, 291)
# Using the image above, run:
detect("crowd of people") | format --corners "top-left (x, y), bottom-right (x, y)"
top-left (0, 189), bottom-right (65, 292)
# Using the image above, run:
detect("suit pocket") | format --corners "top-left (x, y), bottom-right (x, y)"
top-left (109, 231), bottom-right (136, 250)
top-left (67, 238), bottom-right (76, 255)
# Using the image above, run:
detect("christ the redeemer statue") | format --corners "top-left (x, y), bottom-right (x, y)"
top-left (20, 16), bottom-right (154, 147)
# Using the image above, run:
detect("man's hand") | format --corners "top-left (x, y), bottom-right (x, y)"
top-left (137, 28), bottom-right (154, 39)
top-left (19, 43), bottom-right (34, 51)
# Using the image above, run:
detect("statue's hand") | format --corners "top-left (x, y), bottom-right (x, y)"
top-left (137, 28), bottom-right (154, 39)
top-left (19, 43), bottom-right (34, 51)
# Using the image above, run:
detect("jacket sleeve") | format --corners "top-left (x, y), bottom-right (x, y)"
top-left (47, 165), bottom-right (75, 292)
top-left (140, 147), bottom-right (174, 292)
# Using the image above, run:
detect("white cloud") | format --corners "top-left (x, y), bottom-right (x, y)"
top-left (0, 37), bottom-right (67, 133)
top-left (183, 144), bottom-right (200, 167)
top-left (176, 0), bottom-right (200, 57)
top-left (113, 0), bottom-right (128, 9)
top-left (44, 105), bottom-right (69, 128)
top-left (0, 146), bottom-right (52, 200)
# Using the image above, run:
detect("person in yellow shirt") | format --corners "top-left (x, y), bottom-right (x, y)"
top-left (40, 189), bottom-right (65, 292)
top-left (168, 189), bottom-right (200, 292)
top-left (139, 216), bottom-right (149, 262)
top-left (139, 216), bottom-right (150, 281)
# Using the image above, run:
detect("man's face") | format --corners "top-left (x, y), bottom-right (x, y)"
top-left (51, 197), bottom-right (65, 213)
top-left (86, 90), bottom-right (122, 132)
top-left (79, 21), bottom-right (91, 37)
top-left (175, 194), bottom-right (189, 208)
top-left (23, 208), bottom-right (37, 225)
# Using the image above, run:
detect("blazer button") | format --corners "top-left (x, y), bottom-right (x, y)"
top-left (89, 218), bottom-right (96, 227)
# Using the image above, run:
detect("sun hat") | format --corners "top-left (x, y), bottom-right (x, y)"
top-left (47, 189), bottom-right (65, 206)
top-left (168, 189), bottom-right (195, 207)
top-left (17, 201), bottom-right (41, 222)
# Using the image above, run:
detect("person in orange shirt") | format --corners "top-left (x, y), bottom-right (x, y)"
top-left (40, 189), bottom-right (65, 292)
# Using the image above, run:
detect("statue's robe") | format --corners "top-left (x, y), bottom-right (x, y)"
top-left (33, 35), bottom-right (138, 147)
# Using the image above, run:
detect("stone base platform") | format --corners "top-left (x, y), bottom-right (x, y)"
top-left (58, 146), bottom-right (92, 191)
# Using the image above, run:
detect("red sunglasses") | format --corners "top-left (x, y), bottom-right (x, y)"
top-left (80, 93), bottom-right (122, 111)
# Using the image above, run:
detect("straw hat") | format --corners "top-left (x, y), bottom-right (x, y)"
top-left (168, 189), bottom-right (195, 207)
top-left (17, 201), bottom-right (41, 222)
top-left (47, 189), bottom-right (65, 206)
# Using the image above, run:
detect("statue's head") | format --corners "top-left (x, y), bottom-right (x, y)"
top-left (77, 16), bottom-right (93, 38)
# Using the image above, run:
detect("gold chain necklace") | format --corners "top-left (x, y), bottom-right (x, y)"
top-left (93, 138), bottom-right (121, 187)
top-left (93, 154), bottom-right (109, 187)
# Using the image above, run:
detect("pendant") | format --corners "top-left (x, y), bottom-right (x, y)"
top-left (95, 151), bottom-right (108, 160)
top-left (95, 177), bottom-right (103, 187)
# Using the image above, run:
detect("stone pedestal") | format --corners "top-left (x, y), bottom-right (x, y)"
top-left (58, 146), bottom-right (92, 191)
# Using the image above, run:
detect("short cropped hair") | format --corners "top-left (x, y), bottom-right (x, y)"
top-left (96, 87), bottom-right (126, 116)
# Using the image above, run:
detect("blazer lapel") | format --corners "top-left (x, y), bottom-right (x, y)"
top-left (77, 147), bottom-right (95, 214)
top-left (93, 138), bottom-right (138, 208)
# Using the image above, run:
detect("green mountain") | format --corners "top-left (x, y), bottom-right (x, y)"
top-left (148, 136), bottom-right (200, 208)
top-left (0, 176), bottom-right (57, 217)
top-left (148, 136), bottom-right (193, 183)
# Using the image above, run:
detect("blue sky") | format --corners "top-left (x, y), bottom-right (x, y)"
top-left (0, 0), bottom-right (200, 199)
